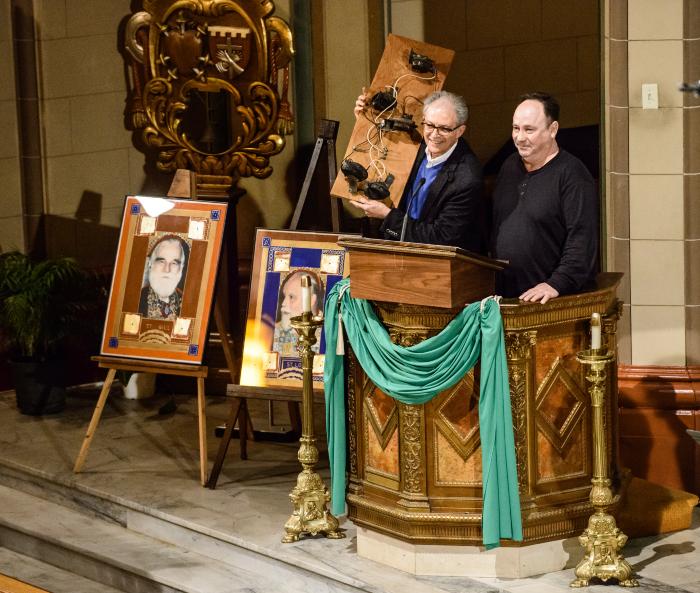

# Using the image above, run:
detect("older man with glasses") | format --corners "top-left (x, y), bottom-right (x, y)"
top-left (350, 90), bottom-right (484, 253)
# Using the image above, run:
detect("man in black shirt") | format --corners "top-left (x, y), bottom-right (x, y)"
top-left (492, 93), bottom-right (598, 303)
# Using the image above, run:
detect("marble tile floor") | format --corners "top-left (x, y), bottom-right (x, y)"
top-left (0, 385), bottom-right (698, 593)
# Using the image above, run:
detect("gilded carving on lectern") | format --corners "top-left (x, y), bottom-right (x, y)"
top-left (124, 0), bottom-right (294, 187)
top-left (505, 331), bottom-right (536, 494)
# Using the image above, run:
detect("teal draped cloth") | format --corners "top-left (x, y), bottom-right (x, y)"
top-left (323, 278), bottom-right (523, 548)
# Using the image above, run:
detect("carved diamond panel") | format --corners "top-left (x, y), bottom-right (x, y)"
top-left (364, 377), bottom-right (398, 450)
top-left (434, 371), bottom-right (481, 461)
top-left (536, 356), bottom-right (587, 456)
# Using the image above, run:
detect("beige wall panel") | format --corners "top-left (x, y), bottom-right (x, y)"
top-left (609, 236), bottom-right (631, 303)
top-left (391, 0), bottom-right (424, 41)
top-left (33, 0), bottom-right (67, 40)
top-left (466, 0), bottom-right (541, 49)
top-left (542, 0), bottom-right (598, 40)
top-left (424, 0), bottom-right (466, 52)
top-left (629, 108), bottom-right (683, 174)
top-left (608, 39), bottom-right (628, 107)
top-left (630, 239), bottom-right (684, 305)
top-left (628, 41), bottom-right (683, 108)
top-left (631, 304), bottom-right (685, 365)
top-left (41, 97), bottom-right (72, 157)
top-left (0, 215), bottom-right (25, 252)
top-left (0, 157), bottom-right (23, 218)
top-left (0, 41), bottom-right (15, 101)
top-left (685, 39), bottom-right (700, 108)
top-left (628, 0), bottom-right (683, 40)
top-left (687, 239), bottom-right (700, 306)
top-left (127, 147), bottom-right (147, 196)
top-left (505, 39), bottom-right (578, 98)
top-left (686, 174), bottom-right (700, 240)
top-left (577, 35), bottom-right (600, 92)
top-left (69, 92), bottom-right (132, 153)
top-left (688, 306), bottom-right (700, 365)
top-left (447, 48), bottom-right (505, 106)
top-left (609, 172), bottom-right (630, 239)
top-left (39, 35), bottom-right (124, 99)
top-left (45, 148), bottom-right (130, 216)
top-left (66, 0), bottom-right (132, 37)
top-left (618, 303), bottom-right (632, 364)
top-left (609, 0), bottom-right (628, 40)
top-left (688, 0), bottom-right (700, 38)
top-left (0, 100), bottom-right (19, 159)
top-left (685, 107), bottom-right (700, 174)
top-left (323, 1), bottom-right (370, 163)
top-left (608, 105), bottom-right (629, 174)
top-left (629, 174), bottom-right (684, 240)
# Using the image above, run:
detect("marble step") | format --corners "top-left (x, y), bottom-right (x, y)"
top-left (0, 484), bottom-right (362, 593)
top-left (0, 547), bottom-right (126, 593)
top-left (0, 463), bottom-right (376, 592)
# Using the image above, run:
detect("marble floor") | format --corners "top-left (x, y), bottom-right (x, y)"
top-left (0, 384), bottom-right (699, 593)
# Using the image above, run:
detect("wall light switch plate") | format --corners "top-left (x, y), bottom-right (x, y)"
top-left (642, 83), bottom-right (659, 109)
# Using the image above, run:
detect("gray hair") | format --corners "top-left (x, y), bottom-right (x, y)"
top-left (423, 91), bottom-right (469, 126)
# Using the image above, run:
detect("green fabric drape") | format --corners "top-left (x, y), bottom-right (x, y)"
top-left (323, 278), bottom-right (523, 548)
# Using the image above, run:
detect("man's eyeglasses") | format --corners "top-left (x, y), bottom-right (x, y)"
top-left (421, 121), bottom-right (461, 135)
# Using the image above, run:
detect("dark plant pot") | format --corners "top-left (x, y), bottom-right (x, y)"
top-left (9, 358), bottom-right (66, 415)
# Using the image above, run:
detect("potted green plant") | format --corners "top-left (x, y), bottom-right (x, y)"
top-left (0, 251), bottom-right (88, 414)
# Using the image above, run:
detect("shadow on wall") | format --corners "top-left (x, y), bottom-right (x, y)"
top-left (43, 191), bottom-right (120, 271)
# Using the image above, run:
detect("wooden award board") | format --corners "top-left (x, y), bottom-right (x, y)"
top-left (330, 34), bottom-right (454, 207)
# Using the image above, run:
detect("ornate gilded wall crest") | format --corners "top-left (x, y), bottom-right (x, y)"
top-left (124, 1), bottom-right (294, 189)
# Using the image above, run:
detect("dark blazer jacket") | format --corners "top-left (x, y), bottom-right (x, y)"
top-left (379, 138), bottom-right (485, 253)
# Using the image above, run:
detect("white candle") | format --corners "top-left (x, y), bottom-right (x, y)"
top-left (301, 274), bottom-right (312, 314)
top-left (591, 312), bottom-right (601, 350)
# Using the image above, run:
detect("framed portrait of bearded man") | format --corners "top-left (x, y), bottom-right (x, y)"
top-left (100, 196), bottom-right (228, 364)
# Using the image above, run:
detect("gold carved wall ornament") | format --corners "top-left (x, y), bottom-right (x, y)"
top-left (124, 0), bottom-right (294, 187)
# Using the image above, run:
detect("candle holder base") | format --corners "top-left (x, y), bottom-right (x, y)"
top-left (570, 510), bottom-right (639, 588)
top-left (282, 467), bottom-right (345, 543)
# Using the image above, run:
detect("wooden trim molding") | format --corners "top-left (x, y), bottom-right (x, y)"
top-left (617, 364), bottom-right (700, 496)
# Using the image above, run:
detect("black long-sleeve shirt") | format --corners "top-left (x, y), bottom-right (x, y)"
top-left (492, 150), bottom-right (599, 298)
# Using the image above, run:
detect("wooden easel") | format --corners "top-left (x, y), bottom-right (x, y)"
top-left (206, 119), bottom-right (340, 489)
top-left (73, 356), bottom-right (210, 485)
top-left (73, 171), bottom-right (241, 486)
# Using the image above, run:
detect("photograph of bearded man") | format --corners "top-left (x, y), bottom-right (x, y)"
top-left (138, 235), bottom-right (189, 320)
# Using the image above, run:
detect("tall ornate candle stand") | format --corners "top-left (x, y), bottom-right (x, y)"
top-left (571, 348), bottom-right (638, 588)
top-left (282, 311), bottom-right (345, 543)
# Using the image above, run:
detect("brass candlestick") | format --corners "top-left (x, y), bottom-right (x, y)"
top-left (282, 310), bottom-right (344, 543)
top-left (571, 348), bottom-right (638, 588)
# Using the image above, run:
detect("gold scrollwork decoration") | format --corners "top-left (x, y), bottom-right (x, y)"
top-left (125, 0), bottom-right (294, 189)
top-left (400, 403), bottom-right (425, 495)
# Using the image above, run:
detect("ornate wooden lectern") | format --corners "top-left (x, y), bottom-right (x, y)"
top-left (338, 236), bottom-right (624, 547)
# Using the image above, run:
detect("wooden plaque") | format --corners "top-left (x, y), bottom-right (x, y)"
top-left (330, 34), bottom-right (454, 207)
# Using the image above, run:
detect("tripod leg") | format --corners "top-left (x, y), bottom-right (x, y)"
top-left (74, 368), bottom-right (117, 473)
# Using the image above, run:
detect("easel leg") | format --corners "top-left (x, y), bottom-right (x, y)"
top-left (197, 377), bottom-right (207, 486)
top-left (239, 399), bottom-right (250, 459)
top-left (74, 368), bottom-right (117, 473)
top-left (206, 398), bottom-right (243, 489)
